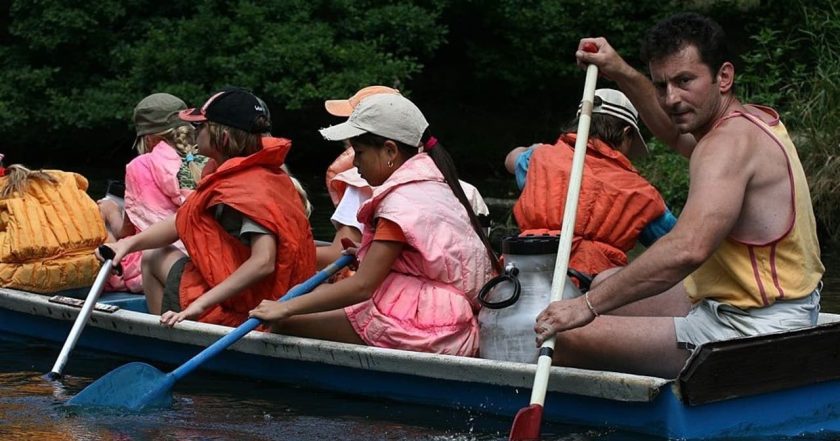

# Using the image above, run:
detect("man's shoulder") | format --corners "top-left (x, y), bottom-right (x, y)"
top-left (743, 104), bottom-right (781, 125)
top-left (687, 125), bottom-right (758, 179)
top-left (694, 123), bottom-right (744, 152)
top-left (711, 104), bottom-right (782, 138)
top-left (697, 115), bottom-right (767, 154)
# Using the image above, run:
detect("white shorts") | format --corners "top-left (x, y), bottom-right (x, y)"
top-left (674, 283), bottom-right (822, 351)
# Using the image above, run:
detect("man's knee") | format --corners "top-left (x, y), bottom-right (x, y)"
top-left (551, 327), bottom-right (598, 367)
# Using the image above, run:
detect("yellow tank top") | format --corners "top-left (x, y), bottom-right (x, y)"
top-left (685, 106), bottom-right (824, 309)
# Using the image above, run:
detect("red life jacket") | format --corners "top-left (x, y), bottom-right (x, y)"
top-left (513, 133), bottom-right (666, 275)
top-left (175, 138), bottom-right (316, 326)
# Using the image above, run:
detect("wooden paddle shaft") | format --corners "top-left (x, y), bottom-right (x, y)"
top-left (528, 62), bottom-right (599, 406)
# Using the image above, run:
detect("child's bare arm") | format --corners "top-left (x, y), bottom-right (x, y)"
top-left (160, 232), bottom-right (277, 326)
top-left (316, 225), bottom-right (362, 269)
top-left (249, 239), bottom-right (402, 322)
top-left (97, 215), bottom-right (178, 265)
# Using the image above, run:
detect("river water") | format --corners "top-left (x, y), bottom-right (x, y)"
top-left (1, 173), bottom-right (837, 440)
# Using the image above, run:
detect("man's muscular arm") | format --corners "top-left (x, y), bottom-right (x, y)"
top-left (535, 127), bottom-right (753, 339)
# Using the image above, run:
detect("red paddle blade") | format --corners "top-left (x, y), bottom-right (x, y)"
top-left (509, 403), bottom-right (543, 441)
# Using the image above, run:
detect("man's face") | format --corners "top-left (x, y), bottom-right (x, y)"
top-left (649, 45), bottom-right (722, 137)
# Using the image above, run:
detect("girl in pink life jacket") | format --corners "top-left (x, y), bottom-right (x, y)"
top-left (98, 93), bottom-right (209, 293)
top-left (319, 86), bottom-right (491, 271)
top-left (249, 94), bottom-right (501, 356)
top-left (317, 85), bottom-right (401, 270)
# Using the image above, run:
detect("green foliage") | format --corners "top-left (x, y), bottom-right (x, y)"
top-left (738, 27), bottom-right (805, 111)
top-left (786, 1), bottom-right (840, 243)
top-left (1, 0), bottom-right (837, 246)
top-left (635, 140), bottom-right (690, 215)
top-left (466, 0), bottom-right (683, 94)
top-left (737, 0), bottom-right (840, 243)
top-left (0, 0), bottom-right (445, 152)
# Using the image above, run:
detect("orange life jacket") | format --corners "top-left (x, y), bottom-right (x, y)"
top-left (175, 138), bottom-right (317, 326)
top-left (325, 148), bottom-right (357, 206)
top-left (513, 133), bottom-right (666, 275)
top-left (0, 171), bottom-right (107, 292)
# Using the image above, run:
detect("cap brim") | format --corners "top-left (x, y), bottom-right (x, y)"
top-left (629, 132), bottom-right (649, 159)
top-left (178, 108), bottom-right (206, 122)
top-left (324, 100), bottom-right (354, 117)
top-left (319, 121), bottom-right (367, 141)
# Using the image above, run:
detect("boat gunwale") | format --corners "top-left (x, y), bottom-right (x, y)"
top-left (0, 287), bottom-right (668, 403)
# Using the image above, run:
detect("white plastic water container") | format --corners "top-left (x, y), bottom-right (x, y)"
top-left (478, 235), bottom-right (583, 363)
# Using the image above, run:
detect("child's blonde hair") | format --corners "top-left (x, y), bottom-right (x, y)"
top-left (1, 165), bottom-right (58, 198)
top-left (136, 125), bottom-right (203, 183)
top-left (282, 165), bottom-right (313, 218)
top-left (206, 117), bottom-right (269, 160)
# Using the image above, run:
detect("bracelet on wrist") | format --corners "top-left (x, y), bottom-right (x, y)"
top-left (584, 292), bottom-right (600, 318)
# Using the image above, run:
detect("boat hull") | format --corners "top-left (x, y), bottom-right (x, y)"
top-left (1, 287), bottom-right (839, 439)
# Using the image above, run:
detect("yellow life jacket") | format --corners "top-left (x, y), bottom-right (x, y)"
top-left (0, 170), bottom-right (107, 293)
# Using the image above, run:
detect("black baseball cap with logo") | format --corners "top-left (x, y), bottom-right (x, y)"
top-left (179, 89), bottom-right (270, 134)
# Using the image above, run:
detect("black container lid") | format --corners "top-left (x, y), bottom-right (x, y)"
top-left (501, 234), bottom-right (560, 255)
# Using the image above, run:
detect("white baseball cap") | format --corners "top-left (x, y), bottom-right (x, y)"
top-left (319, 94), bottom-right (429, 147)
top-left (579, 88), bottom-right (649, 158)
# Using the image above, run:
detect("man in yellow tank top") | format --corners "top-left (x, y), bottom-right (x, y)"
top-left (532, 12), bottom-right (824, 378)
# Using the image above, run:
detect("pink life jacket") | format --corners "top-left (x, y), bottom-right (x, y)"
top-left (124, 141), bottom-right (189, 242)
top-left (344, 153), bottom-right (495, 356)
top-left (108, 141), bottom-right (189, 291)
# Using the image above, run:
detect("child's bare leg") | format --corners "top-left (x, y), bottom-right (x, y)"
top-left (97, 199), bottom-right (124, 241)
top-left (141, 246), bottom-right (185, 314)
top-left (272, 309), bottom-right (365, 345)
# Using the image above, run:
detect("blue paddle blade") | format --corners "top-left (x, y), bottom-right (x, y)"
top-left (66, 362), bottom-right (175, 411)
top-left (65, 255), bottom-right (354, 411)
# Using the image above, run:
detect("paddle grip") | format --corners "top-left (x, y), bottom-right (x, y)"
top-left (98, 245), bottom-right (123, 276)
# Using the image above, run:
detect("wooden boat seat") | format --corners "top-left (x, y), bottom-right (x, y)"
top-left (677, 318), bottom-right (840, 405)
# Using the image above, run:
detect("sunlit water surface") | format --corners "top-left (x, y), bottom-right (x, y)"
top-left (0, 334), bottom-right (649, 441)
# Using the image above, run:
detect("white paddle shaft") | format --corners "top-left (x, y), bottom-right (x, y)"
top-left (528, 62), bottom-right (599, 405)
top-left (49, 260), bottom-right (112, 376)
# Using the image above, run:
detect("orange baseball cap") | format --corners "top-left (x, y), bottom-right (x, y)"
top-left (324, 85), bottom-right (400, 117)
